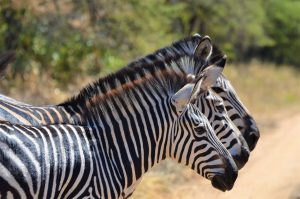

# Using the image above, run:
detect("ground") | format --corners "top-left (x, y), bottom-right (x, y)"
top-left (133, 111), bottom-right (300, 199)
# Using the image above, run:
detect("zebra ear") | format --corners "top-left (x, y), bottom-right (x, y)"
top-left (188, 75), bottom-right (204, 104)
top-left (171, 83), bottom-right (194, 112)
top-left (194, 36), bottom-right (212, 61)
top-left (199, 55), bottom-right (226, 91)
top-left (189, 55), bottom-right (226, 103)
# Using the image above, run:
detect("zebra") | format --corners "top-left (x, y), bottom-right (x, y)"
top-left (212, 74), bottom-right (260, 151)
top-left (0, 36), bottom-right (250, 169)
top-left (0, 55), bottom-right (238, 198)
top-left (126, 33), bottom-right (260, 151)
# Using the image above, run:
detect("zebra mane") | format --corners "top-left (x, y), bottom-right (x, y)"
top-left (127, 35), bottom-right (224, 73)
top-left (61, 35), bottom-right (203, 102)
top-left (59, 59), bottom-right (187, 119)
top-left (126, 34), bottom-right (202, 72)
top-left (60, 34), bottom-right (223, 116)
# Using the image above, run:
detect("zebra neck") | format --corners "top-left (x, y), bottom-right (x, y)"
top-left (54, 58), bottom-right (192, 193)
top-left (87, 95), bottom-right (175, 189)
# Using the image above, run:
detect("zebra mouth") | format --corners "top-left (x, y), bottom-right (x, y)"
top-left (211, 171), bottom-right (237, 191)
top-left (244, 132), bottom-right (259, 151)
top-left (211, 157), bottom-right (238, 191)
top-left (232, 137), bottom-right (250, 169)
top-left (211, 175), bottom-right (228, 191)
top-left (232, 147), bottom-right (250, 170)
top-left (243, 115), bottom-right (260, 151)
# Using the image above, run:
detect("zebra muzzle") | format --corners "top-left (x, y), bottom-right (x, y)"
top-left (211, 157), bottom-right (238, 191)
top-left (243, 115), bottom-right (260, 151)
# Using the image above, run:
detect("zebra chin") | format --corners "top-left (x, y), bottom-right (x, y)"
top-left (243, 115), bottom-right (260, 151)
top-left (211, 157), bottom-right (238, 192)
top-left (231, 134), bottom-right (250, 169)
top-left (232, 147), bottom-right (250, 169)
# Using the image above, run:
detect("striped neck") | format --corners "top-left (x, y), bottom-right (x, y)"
top-left (58, 57), bottom-right (199, 194)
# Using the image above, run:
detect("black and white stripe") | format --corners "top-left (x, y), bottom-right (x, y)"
top-left (212, 74), bottom-right (260, 151)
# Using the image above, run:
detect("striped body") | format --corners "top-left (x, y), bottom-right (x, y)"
top-left (0, 122), bottom-right (94, 199)
top-left (0, 85), bottom-right (249, 169)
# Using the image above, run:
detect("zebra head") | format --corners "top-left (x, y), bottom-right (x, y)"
top-left (193, 36), bottom-right (259, 151)
top-left (170, 65), bottom-right (238, 191)
top-left (191, 57), bottom-right (250, 169)
top-left (196, 90), bottom-right (250, 169)
top-left (212, 75), bottom-right (260, 151)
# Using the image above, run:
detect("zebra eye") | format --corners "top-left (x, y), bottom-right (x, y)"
top-left (216, 105), bottom-right (224, 112)
top-left (212, 87), bottom-right (224, 93)
top-left (195, 126), bottom-right (206, 134)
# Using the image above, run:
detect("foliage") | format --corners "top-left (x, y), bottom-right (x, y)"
top-left (263, 0), bottom-right (300, 66)
top-left (173, 0), bottom-right (274, 60)
top-left (0, 0), bottom-right (299, 86)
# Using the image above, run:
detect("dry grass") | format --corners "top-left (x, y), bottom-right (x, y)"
top-left (224, 61), bottom-right (300, 130)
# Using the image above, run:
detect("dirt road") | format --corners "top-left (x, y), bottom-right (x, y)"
top-left (134, 113), bottom-right (300, 199)
top-left (181, 113), bottom-right (300, 199)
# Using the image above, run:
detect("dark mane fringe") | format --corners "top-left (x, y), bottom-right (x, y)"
top-left (61, 58), bottom-right (187, 107)
top-left (60, 64), bottom-right (187, 121)
top-left (127, 35), bottom-right (202, 68)
top-left (128, 35), bottom-right (223, 70)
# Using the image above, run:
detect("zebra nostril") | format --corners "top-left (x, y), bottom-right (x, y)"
top-left (247, 134), bottom-right (259, 151)
top-left (211, 156), bottom-right (238, 191)
top-left (242, 116), bottom-right (260, 151)
top-left (211, 175), bottom-right (227, 192)
top-left (211, 166), bottom-right (238, 191)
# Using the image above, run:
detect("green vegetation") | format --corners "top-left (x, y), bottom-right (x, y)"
top-left (0, 0), bottom-right (300, 86)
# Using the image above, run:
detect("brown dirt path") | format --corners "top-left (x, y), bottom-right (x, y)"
top-left (134, 113), bottom-right (300, 199)
top-left (182, 113), bottom-right (300, 199)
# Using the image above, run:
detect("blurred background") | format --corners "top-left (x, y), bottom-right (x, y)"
top-left (0, 0), bottom-right (300, 198)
